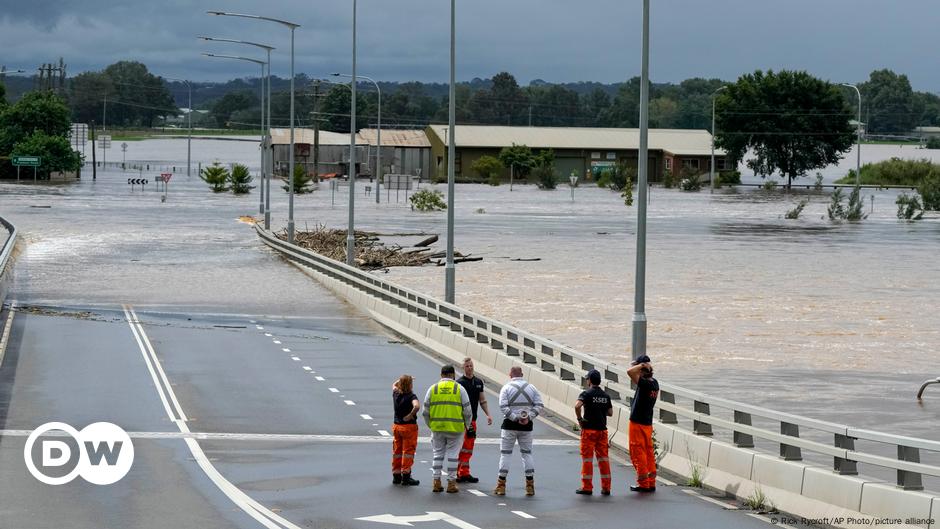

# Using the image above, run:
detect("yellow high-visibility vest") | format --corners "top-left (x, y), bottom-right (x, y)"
top-left (428, 380), bottom-right (464, 433)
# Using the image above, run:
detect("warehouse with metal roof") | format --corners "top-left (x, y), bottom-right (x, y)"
top-left (424, 124), bottom-right (728, 183)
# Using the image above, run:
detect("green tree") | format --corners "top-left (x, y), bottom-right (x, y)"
top-left (228, 164), bottom-right (254, 194)
top-left (470, 155), bottom-right (503, 185)
top-left (283, 164), bottom-right (313, 194)
top-left (200, 163), bottom-right (230, 192)
top-left (11, 131), bottom-right (82, 177)
top-left (860, 69), bottom-right (918, 135)
top-left (69, 71), bottom-right (114, 124)
top-left (211, 91), bottom-right (259, 128)
top-left (0, 83), bottom-right (7, 109)
top-left (101, 61), bottom-right (177, 127)
top-left (498, 144), bottom-right (535, 181)
top-left (715, 70), bottom-right (855, 188)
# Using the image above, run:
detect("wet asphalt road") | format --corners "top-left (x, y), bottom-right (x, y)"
top-left (0, 298), bottom-right (776, 529)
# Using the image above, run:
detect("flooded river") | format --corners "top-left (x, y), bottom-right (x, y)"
top-left (1, 137), bottom-right (938, 446)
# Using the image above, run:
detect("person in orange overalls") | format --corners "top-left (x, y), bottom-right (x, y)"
top-left (391, 374), bottom-right (421, 486)
top-left (575, 369), bottom-right (614, 496)
top-left (627, 355), bottom-right (659, 492)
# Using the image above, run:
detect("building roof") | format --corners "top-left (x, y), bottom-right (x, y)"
top-left (358, 128), bottom-right (431, 147)
top-left (270, 128), bottom-right (362, 146)
top-left (426, 125), bottom-right (724, 156)
top-left (915, 127), bottom-right (940, 133)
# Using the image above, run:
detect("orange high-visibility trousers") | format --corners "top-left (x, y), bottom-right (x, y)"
top-left (392, 423), bottom-right (418, 475)
top-left (457, 420), bottom-right (477, 477)
top-left (629, 421), bottom-right (657, 488)
top-left (580, 429), bottom-right (611, 492)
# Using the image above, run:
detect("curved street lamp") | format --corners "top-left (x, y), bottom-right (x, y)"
top-left (162, 76), bottom-right (193, 179)
top-left (201, 37), bottom-right (275, 228)
top-left (208, 11), bottom-right (300, 242)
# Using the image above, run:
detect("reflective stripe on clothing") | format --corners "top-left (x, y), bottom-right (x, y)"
top-left (424, 379), bottom-right (472, 434)
top-left (498, 429), bottom-right (534, 478)
top-left (392, 423), bottom-right (418, 474)
top-left (457, 420), bottom-right (477, 477)
top-left (580, 428), bottom-right (611, 492)
top-left (430, 432), bottom-right (462, 479)
top-left (629, 421), bottom-right (656, 488)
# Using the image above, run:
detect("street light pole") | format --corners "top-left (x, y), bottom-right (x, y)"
top-left (265, 47), bottom-right (272, 230)
top-left (345, 0), bottom-right (359, 266)
top-left (199, 37), bottom-right (276, 218)
top-left (206, 11), bottom-right (299, 240)
top-left (631, 0), bottom-right (651, 358)
top-left (445, 0), bottom-right (457, 304)
top-left (842, 83), bottom-right (862, 187)
top-left (333, 73), bottom-right (381, 205)
top-left (710, 85), bottom-right (728, 194)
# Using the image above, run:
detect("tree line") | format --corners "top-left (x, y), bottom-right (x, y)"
top-left (39, 60), bottom-right (938, 134)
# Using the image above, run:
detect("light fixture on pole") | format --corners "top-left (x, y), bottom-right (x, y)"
top-left (631, 0), bottom-right (651, 358)
top-left (200, 37), bottom-right (275, 224)
top-left (710, 85), bottom-right (728, 194)
top-left (445, 0), bottom-right (457, 304)
top-left (207, 11), bottom-right (300, 241)
top-left (841, 83), bottom-right (862, 187)
top-left (333, 72), bottom-right (381, 205)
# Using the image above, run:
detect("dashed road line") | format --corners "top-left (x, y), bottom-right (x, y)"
top-left (255, 325), bottom-right (264, 330)
top-left (468, 489), bottom-right (487, 497)
top-left (282, 348), bottom-right (291, 352)
top-left (344, 400), bottom-right (356, 406)
top-left (328, 387), bottom-right (340, 393)
top-left (360, 414), bottom-right (373, 420)
top-left (273, 340), bottom-right (281, 344)
top-left (291, 356), bottom-right (300, 361)
top-left (511, 511), bottom-right (536, 520)
top-left (377, 430), bottom-right (390, 437)
top-left (302, 366), bottom-right (312, 371)
top-left (264, 333), bottom-right (272, 337)
top-left (315, 376), bottom-right (325, 381)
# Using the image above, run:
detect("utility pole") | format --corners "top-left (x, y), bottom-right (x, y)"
top-left (90, 121), bottom-right (97, 180)
top-left (313, 80), bottom-right (321, 182)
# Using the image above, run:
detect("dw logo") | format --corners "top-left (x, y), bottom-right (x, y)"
top-left (24, 422), bottom-right (134, 485)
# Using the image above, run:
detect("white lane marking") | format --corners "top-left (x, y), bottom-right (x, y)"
top-left (360, 414), bottom-right (373, 420)
top-left (264, 333), bottom-right (272, 337)
top-left (0, 300), bottom-right (18, 368)
top-left (511, 511), bottom-right (536, 519)
top-left (273, 340), bottom-right (281, 344)
top-left (372, 423), bottom-right (378, 426)
top-left (683, 489), bottom-right (739, 510)
top-left (377, 430), bottom-right (390, 437)
top-left (124, 306), bottom-right (302, 529)
top-left (497, 503), bottom-right (506, 506)
top-left (328, 387), bottom-right (340, 393)
top-left (746, 513), bottom-right (775, 525)
top-left (344, 400), bottom-right (356, 406)
top-left (357, 513), bottom-right (480, 529)
top-left (315, 376), bottom-right (325, 381)
top-left (256, 325), bottom-right (264, 330)
top-left (249, 320), bottom-right (256, 324)
top-left (291, 356), bottom-right (300, 361)
top-left (657, 476), bottom-right (677, 486)
top-left (468, 489), bottom-right (487, 497)
top-left (302, 366), bottom-right (312, 371)
top-left (282, 348), bottom-right (291, 352)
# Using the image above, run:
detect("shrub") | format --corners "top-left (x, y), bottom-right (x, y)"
top-left (596, 169), bottom-right (613, 189)
top-left (679, 174), bottom-right (703, 192)
top-left (283, 164), bottom-right (313, 194)
top-left (926, 137), bottom-right (940, 149)
top-left (717, 169), bottom-right (741, 185)
top-left (662, 169), bottom-right (678, 189)
top-left (533, 164), bottom-right (557, 190)
top-left (744, 485), bottom-right (777, 513)
top-left (762, 180), bottom-right (778, 191)
top-left (609, 161), bottom-right (636, 191)
top-left (827, 188), bottom-right (846, 220)
top-left (200, 162), bottom-right (230, 192)
top-left (814, 172), bottom-right (824, 191)
top-left (622, 183), bottom-right (634, 206)
top-left (228, 163), bottom-right (253, 194)
top-left (845, 186), bottom-right (868, 221)
top-left (409, 188), bottom-right (447, 212)
top-left (836, 157), bottom-right (940, 186)
top-left (896, 193), bottom-right (925, 220)
top-left (785, 200), bottom-right (807, 219)
top-left (470, 155), bottom-right (503, 186)
top-left (919, 173), bottom-right (940, 210)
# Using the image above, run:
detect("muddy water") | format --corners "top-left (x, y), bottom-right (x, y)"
top-left (2, 138), bottom-right (938, 445)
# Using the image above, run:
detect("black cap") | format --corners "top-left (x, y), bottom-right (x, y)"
top-left (586, 369), bottom-right (601, 385)
top-left (631, 355), bottom-right (651, 365)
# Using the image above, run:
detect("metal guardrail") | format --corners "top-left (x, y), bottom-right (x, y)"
top-left (257, 225), bottom-right (940, 492)
top-left (0, 215), bottom-right (17, 305)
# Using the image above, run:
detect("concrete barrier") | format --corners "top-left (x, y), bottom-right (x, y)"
top-left (264, 230), bottom-right (939, 529)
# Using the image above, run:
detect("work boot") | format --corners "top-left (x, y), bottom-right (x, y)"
top-left (401, 473), bottom-right (420, 486)
top-left (601, 489), bottom-right (611, 496)
top-left (525, 478), bottom-right (535, 496)
top-left (493, 477), bottom-right (507, 496)
top-left (432, 479), bottom-right (444, 493)
top-left (446, 480), bottom-right (459, 494)
top-left (575, 488), bottom-right (593, 495)
top-left (457, 474), bottom-right (479, 484)
top-left (392, 473), bottom-right (402, 485)
top-left (630, 485), bottom-right (656, 493)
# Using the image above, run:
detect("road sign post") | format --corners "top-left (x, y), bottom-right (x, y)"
top-left (12, 156), bottom-right (41, 182)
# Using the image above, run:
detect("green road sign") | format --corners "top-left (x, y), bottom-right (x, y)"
top-left (12, 156), bottom-right (41, 167)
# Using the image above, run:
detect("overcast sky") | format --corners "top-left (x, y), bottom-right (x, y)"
top-left (1, 0), bottom-right (937, 91)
